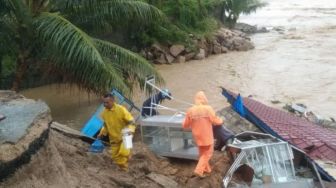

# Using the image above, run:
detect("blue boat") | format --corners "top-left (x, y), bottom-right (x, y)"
top-left (81, 89), bottom-right (140, 137)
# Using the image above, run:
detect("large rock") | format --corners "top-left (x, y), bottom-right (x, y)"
top-left (197, 38), bottom-right (208, 51)
top-left (165, 54), bottom-right (175, 64)
top-left (174, 56), bottom-right (186, 63)
top-left (214, 27), bottom-right (255, 52)
top-left (151, 43), bottom-right (166, 53)
top-left (194, 49), bottom-right (206, 60)
top-left (153, 54), bottom-right (167, 64)
top-left (185, 52), bottom-right (196, 61)
top-left (231, 37), bottom-right (255, 51)
top-left (169, 44), bottom-right (185, 57)
top-left (150, 43), bottom-right (169, 59)
top-left (234, 23), bottom-right (269, 34)
top-left (146, 51), bottom-right (154, 60)
top-left (221, 46), bottom-right (229, 53)
top-left (0, 91), bottom-right (51, 180)
top-left (213, 45), bottom-right (222, 54)
top-left (215, 28), bottom-right (234, 43)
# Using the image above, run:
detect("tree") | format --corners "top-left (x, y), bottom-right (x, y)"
top-left (220, 0), bottom-right (266, 28)
top-left (0, 0), bottom-right (163, 94)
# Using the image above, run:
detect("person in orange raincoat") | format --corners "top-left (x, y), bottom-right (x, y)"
top-left (183, 91), bottom-right (223, 178)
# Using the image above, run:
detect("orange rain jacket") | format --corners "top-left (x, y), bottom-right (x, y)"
top-left (183, 91), bottom-right (223, 146)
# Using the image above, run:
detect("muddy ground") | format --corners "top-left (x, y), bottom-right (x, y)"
top-left (0, 125), bottom-right (231, 188)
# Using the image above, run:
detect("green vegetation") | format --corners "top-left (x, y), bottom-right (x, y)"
top-left (0, 0), bottom-right (265, 93)
top-left (136, 0), bottom-right (222, 48)
top-left (135, 0), bottom-right (265, 48)
top-left (220, 0), bottom-right (267, 28)
top-left (0, 0), bottom-right (163, 94)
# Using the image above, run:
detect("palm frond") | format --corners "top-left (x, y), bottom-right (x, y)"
top-left (52, 0), bottom-right (164, 32)
top-left (0, 15), bottom-right (18, 56)
top-left (94, 38), bottom-right (164, 89)
top-left (34, 12), bottom-right (129, 93)
top-left (0, 0), bottom-right (14, 16)
top-left (229, 0), bottom-right (266, 15)
top-left (7, 0), bottom-right (33, 26)
top-left (241, 1), bottom-right (267, 15)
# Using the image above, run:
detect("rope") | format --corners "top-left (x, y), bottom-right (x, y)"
top-left (146, 81), bottom-right (193, 106)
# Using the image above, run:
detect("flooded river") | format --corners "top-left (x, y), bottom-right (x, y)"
top-left (22, 0), bottom-right (336, 129)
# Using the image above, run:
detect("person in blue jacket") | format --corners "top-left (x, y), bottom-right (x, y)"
top-left (141, 89), bottom-right (172, 117)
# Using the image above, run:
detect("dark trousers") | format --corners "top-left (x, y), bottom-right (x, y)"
top-left (213, 125), bottom-right (234, 151)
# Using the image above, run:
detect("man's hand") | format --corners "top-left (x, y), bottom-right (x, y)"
top-left (97, 132), bottom-right (103, 139)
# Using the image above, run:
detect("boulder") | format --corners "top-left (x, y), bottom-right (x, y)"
top-left (169, 45), bottom-right (185, 57)
top-left (174, 56), bottom-right (186, 63)
top-left (194, 49), bottom-right (205, 60)
top-left (232, 37), bottom-right (255, 51)
top-left (146, 51), bottom-right (154, 60)
top-left (150, 43), bottom-right (169, 59)
top-left (0, 91), bottom-right (51, 180)
top-left (206, 47), bottom-right (212, 57)
top-left (235, 23), bottom-right (257, 34)
top-left (213, 45), bottom-right (222, 54)
top-left (221, 46), bottom-right (229, 53)
top-left (185, 52), bottom-right (196, 61)
top-left (215, 28), bottom-right (233, 43)
top-left (197, 38), bottom-right (208, 50)
top-left (234, 23), bottom-right (268, 34)
top-left (165, 54), bottom-right (175, 64)
top-left (153, 54), bottom-right (167, 64)
top-left (151, 43), bottom-right (166, 53)
top-left (212, 39), bottom-right (221, 46)
top-left (222, 38), bottom-right (234, 49)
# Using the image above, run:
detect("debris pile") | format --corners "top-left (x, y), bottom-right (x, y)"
top-left (283, 103), bottom-right (336, 128)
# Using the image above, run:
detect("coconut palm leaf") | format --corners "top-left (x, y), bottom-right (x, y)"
top-left (34, 12), bottom-right (129, 93)
top-left (0, 15), bottom-right (18, 55)
top-left (2, 0), bottom-right (163, 93)
top-left (0, 0), bottom-right (14, 16)
top-left (52, 0), bottom-right (163, 32)
top-left (94, 39), bottom-right (164, 89)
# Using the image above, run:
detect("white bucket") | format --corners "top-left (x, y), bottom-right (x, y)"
top-left (123, 134), bottom-right (133, 149)
top-left (122, 128), bottom-right (133, 149)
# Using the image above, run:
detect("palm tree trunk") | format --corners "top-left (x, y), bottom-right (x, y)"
top-left (11, 56), bottom-right (28, 91)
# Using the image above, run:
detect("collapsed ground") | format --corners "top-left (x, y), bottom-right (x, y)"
top-left (0, 124), bottom-right (230, 188)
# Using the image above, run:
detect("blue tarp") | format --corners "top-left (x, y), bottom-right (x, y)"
top-left (233, 94), bottom-right (246, 117)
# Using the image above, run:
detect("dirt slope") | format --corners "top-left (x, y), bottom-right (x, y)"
top-left (1, 127), bottom-right (230, 188)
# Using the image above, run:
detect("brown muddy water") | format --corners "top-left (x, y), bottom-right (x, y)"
top-left (21, 0), bottom-right (336, 130)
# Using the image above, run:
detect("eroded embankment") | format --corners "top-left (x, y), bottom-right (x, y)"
top-left (1, 124), bottom-right (231, 188)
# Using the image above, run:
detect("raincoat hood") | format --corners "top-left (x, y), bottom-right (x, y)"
top-left (194, 91), bottom-right (208, 105)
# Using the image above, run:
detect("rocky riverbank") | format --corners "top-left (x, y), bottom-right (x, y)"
top-left (141, 27), bottom-right (255, 64)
